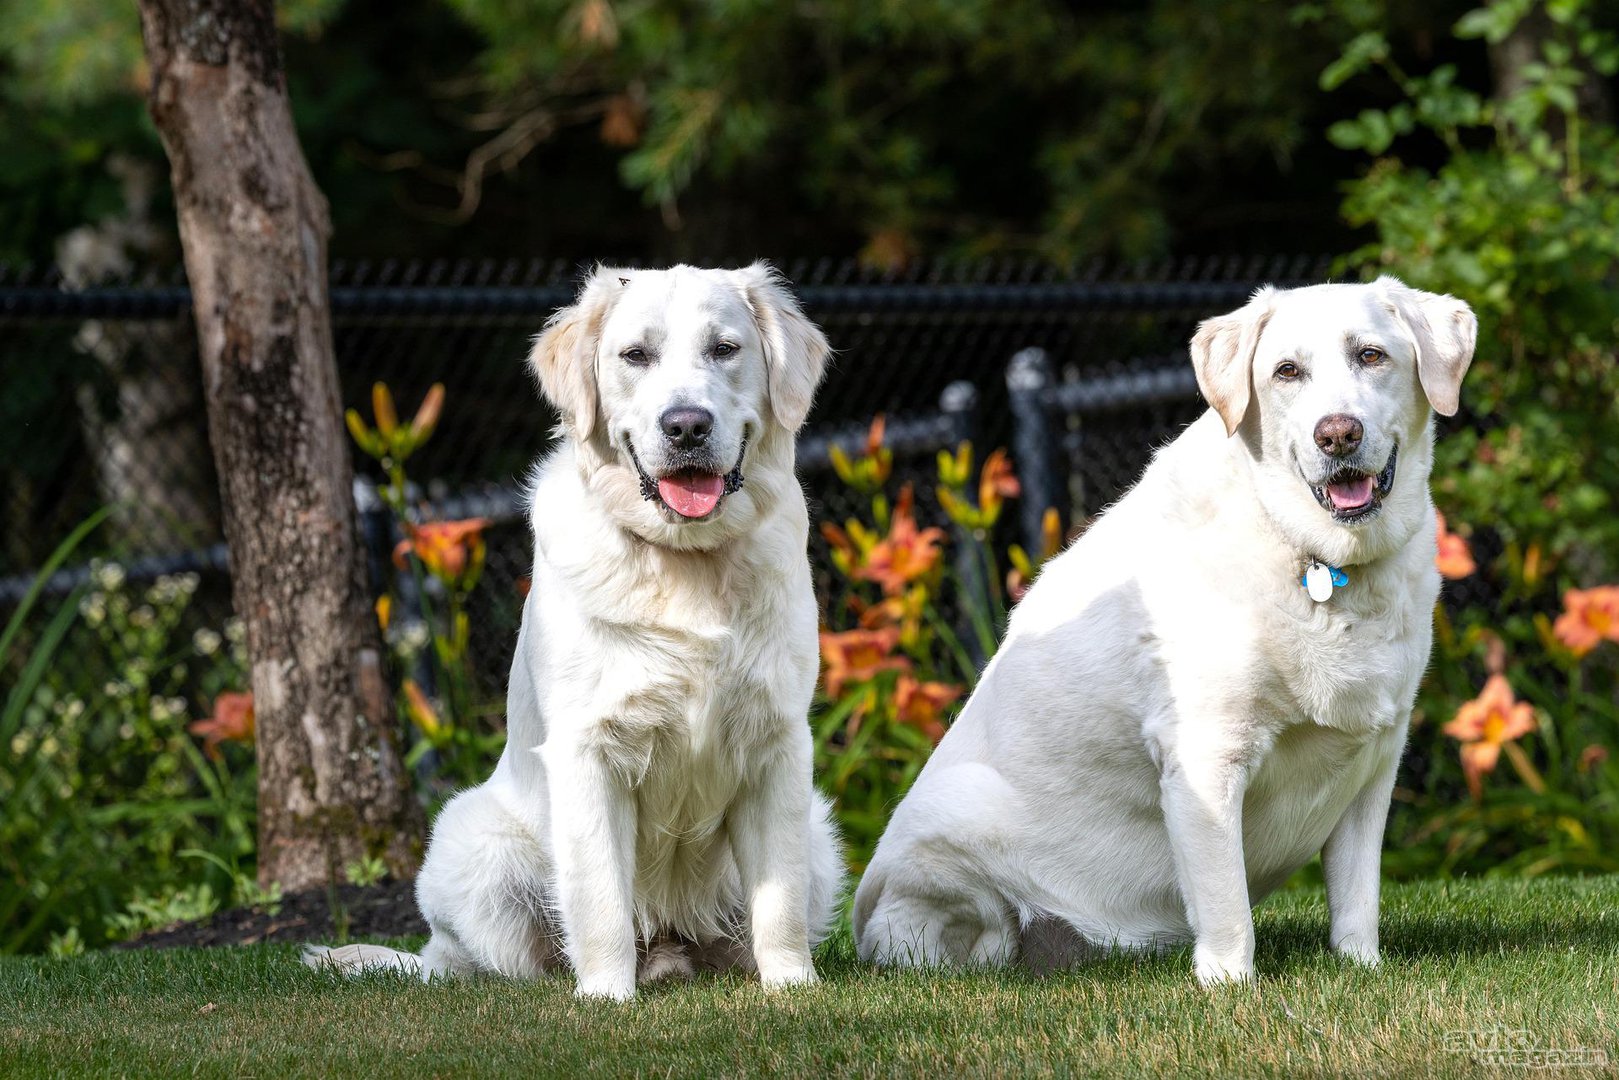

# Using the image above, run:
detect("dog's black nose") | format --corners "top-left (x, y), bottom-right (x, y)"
top-left (660, 406), bottom-right (714, 448)
top-left (1314, 413), bottom-right (1364, 458)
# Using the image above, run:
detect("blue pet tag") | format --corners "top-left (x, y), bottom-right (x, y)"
top-left (1302, 561), bottom-right (1348, 602)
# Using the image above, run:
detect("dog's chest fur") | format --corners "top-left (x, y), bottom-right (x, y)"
top-left (540, 533), bottom-right (815, 933)
top-left (573, 546), bottom-right (804, 772)
top-left (1264, 559), bottom-right (1431, 735)
top-left (1229, 552), bottom-right (1433, 891)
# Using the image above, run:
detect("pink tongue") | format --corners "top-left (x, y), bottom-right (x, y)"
top-left (657, 471), bottom-right (725, 518)
top-left (1327, 475), bottom-right (1375, 510)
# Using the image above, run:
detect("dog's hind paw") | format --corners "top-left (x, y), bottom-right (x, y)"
top-left (637, 937), bottom-right (695, 985)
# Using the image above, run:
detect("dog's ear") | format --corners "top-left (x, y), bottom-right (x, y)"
top-left (1191, 286), bottom-right (1276, 437)
top-left (737, 261), bottom-right (831, 431)
top-left (1376, 275), bottom-right (1477, 417)
top-left (528, 266), bottom-right (625, 439)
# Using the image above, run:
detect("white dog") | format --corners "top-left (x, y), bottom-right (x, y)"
top-left (853, 277), bottom-right (1475, 985)
top-left (308, 264), bottom-right (843, 1000)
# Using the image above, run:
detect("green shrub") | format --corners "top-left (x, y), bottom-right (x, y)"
top-left (1315, 0), bottom-right (1619, 874)
top-left (0, 519), bottom-right (254, 954)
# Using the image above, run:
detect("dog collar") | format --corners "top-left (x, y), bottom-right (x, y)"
top-left (1301, 560), bottom-right (1349, 602)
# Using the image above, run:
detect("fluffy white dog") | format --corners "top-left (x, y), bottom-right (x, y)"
top-left (309, 264), bottom-right (842, 1000)
top-left (853, 277), bottom-right (1476, 984)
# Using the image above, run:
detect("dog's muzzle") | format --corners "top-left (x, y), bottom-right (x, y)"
top-left (1309, 444), bottom-right (1398, 523)
top-left (627, 433), bottom-right (747, 521)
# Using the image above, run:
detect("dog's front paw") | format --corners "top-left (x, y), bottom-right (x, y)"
top-left (574, 974), bottom-right (636, 1002)
top-left (757, 958), bottom-right (818, 990)
top-left (1193, 947), bottom-right (1255, 987)
top-left (1332, 937), bottom-right (1381, 967)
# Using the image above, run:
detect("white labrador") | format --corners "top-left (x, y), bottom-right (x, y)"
top-left (853, 277), bottom-right (1475, 984)
top-left (308, 263), bottom-right (842, 1000)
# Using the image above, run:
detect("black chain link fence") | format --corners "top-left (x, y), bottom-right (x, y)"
top-left (11, 255), bottom-right (1404, 740)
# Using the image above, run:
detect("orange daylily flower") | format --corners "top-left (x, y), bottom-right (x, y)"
top-left (1441, 675), bottom-right (1537, 800)
top-left (820, 521), bottom-right (861, 577)
top-left (1520, 542), bottom-right (1543, 588)
top-left (892, 675), bottom-right (962, 744)
top-left (189, 691), bottom-right (254, 758)
top-left (393, 518), bottom-right (490, 586)
top-left (979, 448), bottom-right (1021, 516)
top-left (348, 382), bottom-right (445, 463)
top-left (403, 679), bottom-right (446, 741)
top-left (1007, 507), bottom-right (1064, 603)
top-left (1551, 585), bottom-right (1619, 658)
top-left (1434, 511), bottom-right (1476, 579)
top-left (938, 445), bottom-right (1021, 530)
top-left (819, 626), bottom-right (910, 699)
top-left (858, 583), bottom-right (929, 650)
top-left (865, 415), bottom-right (886, 458)
top-left (829, 415), bottom-right (893, 494)
top-left (856, 485), bottom-right (945, 596)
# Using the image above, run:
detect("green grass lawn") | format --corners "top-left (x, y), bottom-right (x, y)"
top-left (3, 877), bottom-right (1617, 1078)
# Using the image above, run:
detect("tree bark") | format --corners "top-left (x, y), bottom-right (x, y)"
top-left (1489, 7), bottom-right (1613, 126)
top-left (136, 0), bottom-right (422, 890)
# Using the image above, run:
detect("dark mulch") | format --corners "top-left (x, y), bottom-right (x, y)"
top-left (118, 879), bottom-right (426, 950)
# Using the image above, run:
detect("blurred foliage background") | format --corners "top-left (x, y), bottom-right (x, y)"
top-left (0, 0), bottom-right (1532, 267)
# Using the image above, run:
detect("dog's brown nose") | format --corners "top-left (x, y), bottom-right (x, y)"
top-left (1313, 414), bottom-right (1364, 458)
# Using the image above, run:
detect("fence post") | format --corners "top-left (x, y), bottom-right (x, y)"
top-left (939, 380), bottom-right (988, 670)
top-left (1007, 347), bottom-right (1059, 555)
top-left (354, 477), bottom-right (391, 598)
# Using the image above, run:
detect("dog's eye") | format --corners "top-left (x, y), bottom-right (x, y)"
top-left (1358, 347), bottom-right (1385, 365)
top-left (713, 342), bottom-right (738, 358)
top-left (1275, 361), bottom-right (1301, 380)
top-left (622, 347), bottom-right (650, 366)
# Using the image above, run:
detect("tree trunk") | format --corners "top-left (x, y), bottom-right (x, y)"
top-left (60, 155), bottom-right (222, 556)
top-left (1489, 8), bottom-right (1613, 125)
top-left (136, 0), bottom-right (422, 890)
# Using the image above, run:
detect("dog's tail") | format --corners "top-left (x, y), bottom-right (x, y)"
top-left (301, 943), bottom-right (423, 977)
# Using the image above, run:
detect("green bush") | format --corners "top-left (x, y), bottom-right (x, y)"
top-left (0, 521), bottom-right (254, 954)
top-left (1316, 0), bottom-right (1619, 874)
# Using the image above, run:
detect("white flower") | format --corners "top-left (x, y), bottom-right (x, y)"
top-left (78, 594), bottom-right (107, 627)
top-left (399, 623), bottom-right (430, 653)
top-left (130, 605), bottom-right (156, 628)
top-left (225, 617), bottom-right (246, 643)
top-left (177, 573), bottom-right (200, 595)
top-left (118, 724), bottom-right (135, 740)
top-left (193, 628), bottom-right (222, 656)
top-left (92, 561), bottom-right (126, 592)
